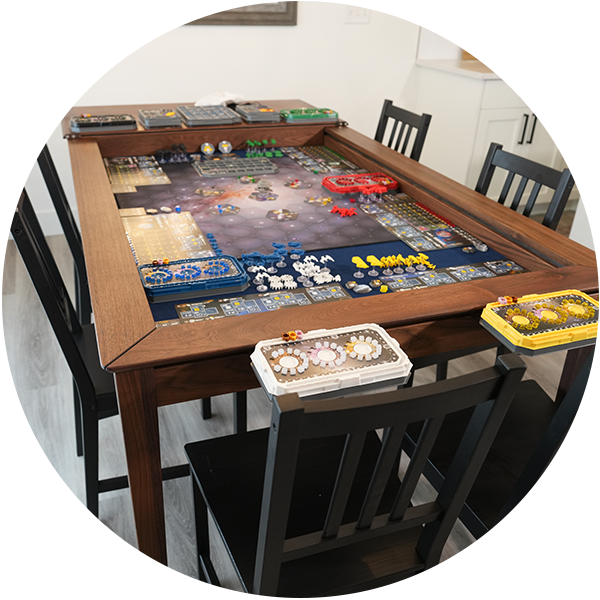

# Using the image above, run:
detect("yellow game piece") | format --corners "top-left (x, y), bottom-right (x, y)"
top-left (352, 256), bottom-right (368, 269)
top-left (366, 255), bottom-right (383, 267)
top-left (380, 285), bottom-right (388, 293)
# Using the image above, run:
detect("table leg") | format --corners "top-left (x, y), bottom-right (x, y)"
top-left (115, 368), bottom-right (167, 565)
top-left (556, 345), bottom-right (595, 405)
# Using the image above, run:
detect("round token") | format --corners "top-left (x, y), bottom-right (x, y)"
top-left (512, 315), bottom-right (530, 326)
top-left (146, 208), bottom-right (158, 214)
top-left (462, 246), bottom-right (476, 253)
top-left (345, 281), bottom-right (357, 289)
top-left (201, 142), bottom-right (215, 155)
top-left (370, 279), bottom-right (382, 288)
top-left (160, 206), bottom-right (172, 213)
top-left (218, 140), bottom-right (232, 154)
top-left (567, 304), bottom-right (586, 317)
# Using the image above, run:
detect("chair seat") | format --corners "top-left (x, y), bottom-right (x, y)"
top-left (406, 379), bottom-right (557, 530)
top-left (75, 324), bottom-right (117, 418)
top-left (186, 427), bottom-right (426, 595)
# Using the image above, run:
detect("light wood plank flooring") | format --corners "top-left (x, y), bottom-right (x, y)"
top-left (2, 237), bottom-right (600, 598)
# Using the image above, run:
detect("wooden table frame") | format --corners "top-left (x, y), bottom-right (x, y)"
top-left (64, 101), bottom-right (597, 565)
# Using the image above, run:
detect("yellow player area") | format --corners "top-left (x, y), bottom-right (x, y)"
top-left (352, 252), bottom-right (436, 270)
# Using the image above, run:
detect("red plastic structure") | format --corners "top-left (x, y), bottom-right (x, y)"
top-left (321, 173), bottom-right (398, 195)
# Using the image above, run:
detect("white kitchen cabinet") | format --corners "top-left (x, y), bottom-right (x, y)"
top-left (412, 59), bottom-right (566, 207)
top-left (564, 77), bottom-right (600, 198)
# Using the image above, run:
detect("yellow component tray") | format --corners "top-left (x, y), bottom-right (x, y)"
top-left (480, 290), bottom-right (598, 355)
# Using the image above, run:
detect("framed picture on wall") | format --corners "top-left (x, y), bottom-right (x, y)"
top-left (17, 0), bottom-right (298, 25)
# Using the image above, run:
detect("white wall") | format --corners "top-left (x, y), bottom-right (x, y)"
top-left (418, 0), bottom-right (600, 59)
top-left (28, 2), bottom-right (424, 234)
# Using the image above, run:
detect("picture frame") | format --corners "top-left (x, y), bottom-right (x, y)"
top-left (17, 0), bottom-right (298, 25)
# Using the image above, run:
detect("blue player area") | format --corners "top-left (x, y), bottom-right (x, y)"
top-left (150, 236), bottom-right (523, 323)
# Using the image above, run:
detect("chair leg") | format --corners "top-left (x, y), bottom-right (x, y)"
top-left (73, 380), bottom-right (84, 456)
top-left (193, 478), bottom-right (220, 585)
top-left (234, 391), bottom-right (247, 434)
top-left (201, 397), bottom-right (212, 420)
top-left (81, 398), bottom-right (99, 517)
top-left (435, 361), bottom-right (448, 381)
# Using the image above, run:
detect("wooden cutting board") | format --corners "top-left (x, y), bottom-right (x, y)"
top-left (462, 6), bottom-right (533, 60)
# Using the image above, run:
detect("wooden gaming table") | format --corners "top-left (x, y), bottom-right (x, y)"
top-left (63, 100), bottom-right (598, 565)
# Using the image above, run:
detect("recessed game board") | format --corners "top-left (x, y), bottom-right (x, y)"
top-left (104, 156), bottom-right (171, 193)
top-left (120, 210), bottom-right (214, 264)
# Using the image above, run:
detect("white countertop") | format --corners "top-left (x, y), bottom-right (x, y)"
top-left (416, 59), bottom-right (600, 79)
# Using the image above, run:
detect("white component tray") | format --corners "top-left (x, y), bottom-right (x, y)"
top-left (250, 323), bottom-right (412, 400)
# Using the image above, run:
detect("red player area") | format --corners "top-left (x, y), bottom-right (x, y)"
top-left (321, 173), bottom-right (399, 195)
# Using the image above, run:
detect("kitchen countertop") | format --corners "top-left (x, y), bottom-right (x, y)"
top-left (416, 59), bottom-right (600, 79)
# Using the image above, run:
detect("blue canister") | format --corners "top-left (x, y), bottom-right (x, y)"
top-left (519, 44), bottom-right (533, 67)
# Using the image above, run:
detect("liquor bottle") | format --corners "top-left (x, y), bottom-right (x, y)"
top-left (535, 21), bottom-right (551, 56)
top-left (548, 28), bottom-right (567, 58)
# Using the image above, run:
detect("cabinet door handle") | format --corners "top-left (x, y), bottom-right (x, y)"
top-left (518, 113), bottom-right (529, 145)
top-left (527, 114), bottom-right (538, 144)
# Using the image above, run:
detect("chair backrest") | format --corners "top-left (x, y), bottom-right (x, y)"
top-left (11, 190), bottom-right (94, 396)
top-left (374, 99), bottom-right (432, 162)
top-left (494, 342), bottom-right (600, 537)
top-left (253, 353), bottom-right (526, 595)
top-left (475, 142), bottom-right (575, 230)
top-left (37, 144), bottom-right (91, 323)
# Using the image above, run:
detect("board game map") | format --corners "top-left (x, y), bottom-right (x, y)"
top-left (120, 211), bottom-right (214, 264)
top-left (114, 147), bottom-right (400, 257)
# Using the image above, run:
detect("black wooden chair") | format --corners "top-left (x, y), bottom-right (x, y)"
top-left (405, 343), bottom-right (600, 598)
top-left (11, 190), bottom-right (245, 516)
top-left (475, 142), bottom-right (575, 230)
top-left (27, 112), bottom-right (227, 440)
top-left (374, 99), bottom-right (432, 162)
top-left (185, 353), bottom-right (526, 596)
top-left (37, 144), bottom-right (92, 325)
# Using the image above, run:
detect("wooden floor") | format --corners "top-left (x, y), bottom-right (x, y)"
top-left (2, 237), bottom-right (600, 598)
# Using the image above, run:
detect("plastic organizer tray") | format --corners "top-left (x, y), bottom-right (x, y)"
top-left (480, 290), bottom-right (598, 355)
top-left (251, 323), bottom-right (412, 400)
top-left (138, 256), bottom-right (249, 302)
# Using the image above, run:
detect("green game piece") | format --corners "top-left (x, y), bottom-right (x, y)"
top-left (271, 139), bottom-right (276, 144)
top-left (265, 152), bottom-right (273, 157)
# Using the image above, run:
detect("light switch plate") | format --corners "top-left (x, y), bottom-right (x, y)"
top-left (346, 2), bottom-right (371, 24)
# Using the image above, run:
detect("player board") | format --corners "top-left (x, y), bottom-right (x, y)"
top-left (173, 283), bottom-right (350, 324)
top-left (280, 108), bottom-right (339, 124)
top-left (480, 290), bottom-right (598, 355)
top-left (192, 156), bottom-right (279, 178)
top-left (104, 156), bottom-right (171, 193)
top-left (250, 324), bottom-right (412, 400)
top-left (361, 196), bottom-right (483, 252)
top-left (375, 260), bottom-right (524, 291)
top-left (138, 109), bottom-right (182, 129)
top-left (120, 210), bottom-right (214, 265)
top-left (70, 114), bottom-right (137, 133)
top-left (176, 105), bottom-right (242, 126)
top-left (235, 103), bottom-right (281, 123)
